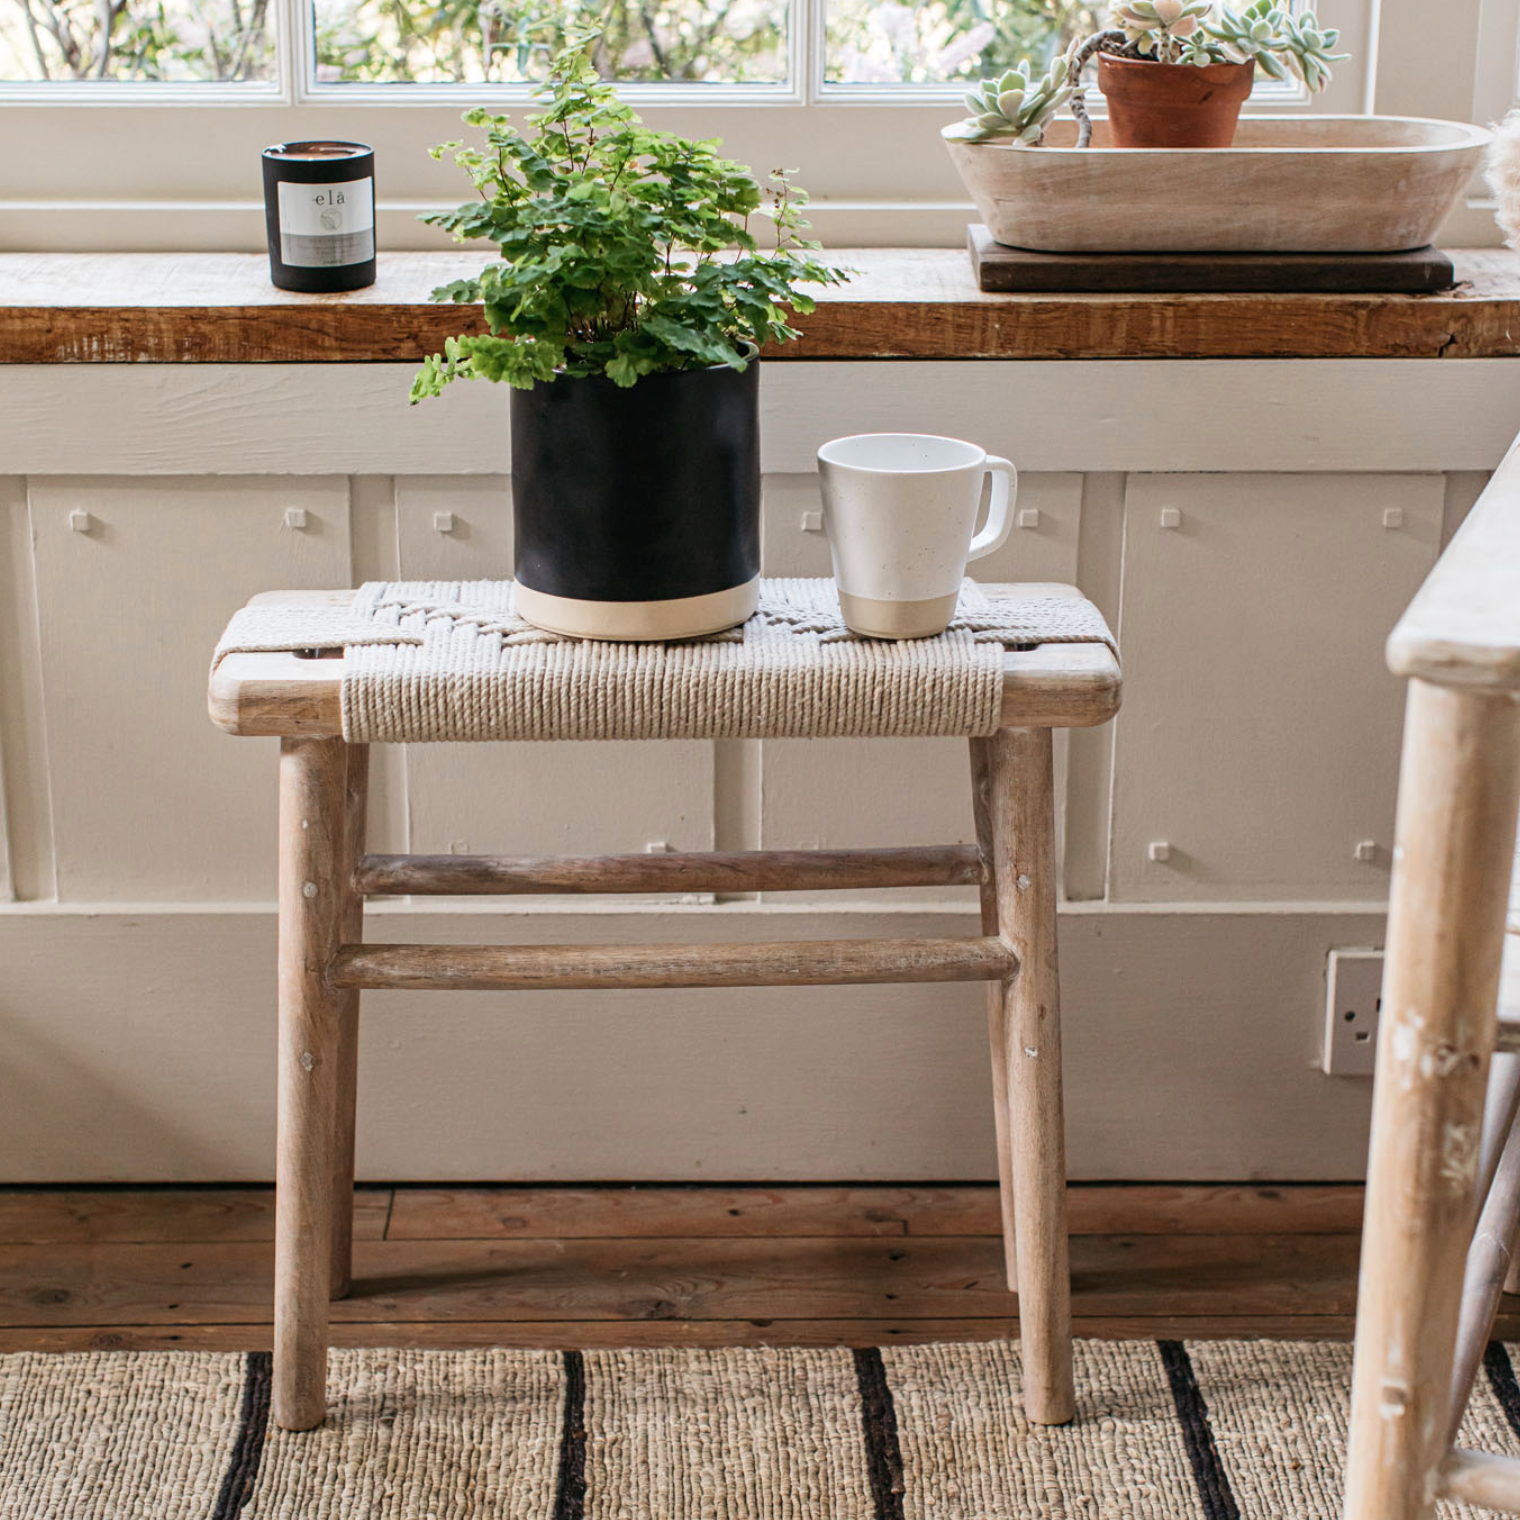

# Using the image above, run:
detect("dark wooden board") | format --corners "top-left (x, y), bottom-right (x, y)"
top-left (969, 224), bottom-right (1457, 294)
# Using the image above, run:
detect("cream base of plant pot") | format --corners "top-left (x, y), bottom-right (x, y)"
top-left (514, 578), bottom-right (759, 642)
top-left (838, 590), bottom-right (961, 641)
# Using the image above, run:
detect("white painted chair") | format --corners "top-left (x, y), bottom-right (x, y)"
top-left (1343, 433), bottom-right (1520, 1518)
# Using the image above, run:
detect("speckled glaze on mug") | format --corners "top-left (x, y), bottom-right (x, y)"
top-left (816, 432), bottom-right (1017, 639)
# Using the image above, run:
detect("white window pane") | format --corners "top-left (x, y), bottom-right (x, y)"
top-left (313, 0), bottom-right (789, 84)
top-left (825, 0), bottom-right (1103, 85)
top-left (0, 0), bottom-right (274, 81)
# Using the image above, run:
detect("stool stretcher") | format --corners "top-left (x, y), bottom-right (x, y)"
top-left (327, 935), bottom-right (1018, 992)
top-left (1440, 1450), bottom-right (1520, 1509)
top-left (355, 844), bottom-right (984, 897)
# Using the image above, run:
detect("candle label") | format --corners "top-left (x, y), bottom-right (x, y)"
top-left (277, 177), bottom-right (375, 267)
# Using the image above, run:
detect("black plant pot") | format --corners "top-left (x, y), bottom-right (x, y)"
top-left (510, 355), bottom-right (761, 640)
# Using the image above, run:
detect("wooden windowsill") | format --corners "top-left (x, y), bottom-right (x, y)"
top-left (4, 247), bottom-right (1520, 363)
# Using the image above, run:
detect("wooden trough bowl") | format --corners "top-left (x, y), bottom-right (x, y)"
top-left (945, 115), bottom-right (1491, 253)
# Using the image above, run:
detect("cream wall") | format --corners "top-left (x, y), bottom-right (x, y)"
top-left (1, 358), bottom-right (1515, 1182)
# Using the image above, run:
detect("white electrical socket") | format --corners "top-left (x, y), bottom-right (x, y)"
top-left (1323, 949), bottom-right (1384, 1076)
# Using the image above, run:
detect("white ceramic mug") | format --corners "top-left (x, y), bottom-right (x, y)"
top-left (815, 432), bottom-right (1017, 639)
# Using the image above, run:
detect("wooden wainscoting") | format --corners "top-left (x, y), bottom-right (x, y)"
top-left (0, 357), bottom-right (1503, 1184)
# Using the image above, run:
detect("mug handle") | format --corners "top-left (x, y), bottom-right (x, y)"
top-left (967, 456), bottom-right (1017, 562)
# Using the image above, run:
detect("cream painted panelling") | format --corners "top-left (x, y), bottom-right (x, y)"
top-left (1110, 473), bottom-right (1444, 902)
top-left (0, 903), bottom-right (1382, 1182)
top-left (1063, 472), bottom-right (1127, 901)
top-left (756, 475), bottom-right (1082, 903)
top-left (0, 479), bottom-right (54, 900)
top-left (6, 364), bottom-right (1520, 476)
top-left (27, 477), bottom-right (352, 901)
top-left (2, 348), bottom-right (1510, 1184)
top-left (395, 474), bottom-right (515, 582)
top-left (755, 363), bottom-right (1520, 475)
top-left (393, 475), bottom-right (717, 869)
top-left (0, 479), bottom-right (19, 899)
top-left (0, 714), bottom-right (9, 899)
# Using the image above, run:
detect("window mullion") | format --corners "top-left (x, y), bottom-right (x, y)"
top-left (286, 0), bottom-right (312, 105)
top-left (803, 0), bottom-right (823, 103)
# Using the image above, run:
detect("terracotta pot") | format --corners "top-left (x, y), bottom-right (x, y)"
top-left (1097, 54), bottom-right (1255, 148)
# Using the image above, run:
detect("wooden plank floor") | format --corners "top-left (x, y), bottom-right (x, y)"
top-left (1, 1182), bottom-right (1509, 1353)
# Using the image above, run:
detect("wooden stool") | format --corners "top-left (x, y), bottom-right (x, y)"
top-left (1343, 442), bottom-right (1520, 1517)
top-left (209, 585), bottom-right (1121, 1433)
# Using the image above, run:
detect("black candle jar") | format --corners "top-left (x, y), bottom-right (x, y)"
top-left (261, 141), bottom-right (376, 293)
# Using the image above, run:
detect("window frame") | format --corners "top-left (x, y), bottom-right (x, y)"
top-left (0, 0), bottom-right (1361, 103)
top-left (0, 0), bottom-right (1493, 252)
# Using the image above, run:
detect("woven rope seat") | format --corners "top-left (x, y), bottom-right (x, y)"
top-left (210, 578), bottom-right (1119, 741)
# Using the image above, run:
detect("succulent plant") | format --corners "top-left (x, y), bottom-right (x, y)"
top-left (943, 0), bottom-right (1349, 152)
top-left (942, 48), bottom-right (1079, 145)
top-left (1204, 2), bottom-right (1345, 90)
top-left (1110, 0), bottom-right (1212, 63)
top-left (1174, 32), bottom-right (1222, 66)
top-left (1106, 0), bottom-right (1209, 57)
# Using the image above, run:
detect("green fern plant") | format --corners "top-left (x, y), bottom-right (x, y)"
top-left (412, 31), bottom-right (848, 399)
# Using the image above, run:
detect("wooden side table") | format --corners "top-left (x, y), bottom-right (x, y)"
top-left (210, 585), bottom-right (1121, 1432)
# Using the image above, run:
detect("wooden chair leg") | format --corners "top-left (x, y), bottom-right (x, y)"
top-left (1448, 1088), bottom-right (1520, 1445)
top-left (274, 736), bottom-right (350, 1432)
top-left (330, 743), bottom-right (369, 1302)
top-left (985, 725), bottom-right (1075, 1426)
top-left (1506, 1077), bottom-right (1520, 1299)
top-left (970, 737), bottom-right (1018, 1293)
top-left (1344, 681), bottom-right (1520, 1520)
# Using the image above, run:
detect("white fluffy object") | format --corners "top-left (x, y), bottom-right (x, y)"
top-left (1485, 108), bottom-right (1520, 249)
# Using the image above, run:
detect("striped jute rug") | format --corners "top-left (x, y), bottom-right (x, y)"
top-left (6, 1340), bottom-right (1520, 1517)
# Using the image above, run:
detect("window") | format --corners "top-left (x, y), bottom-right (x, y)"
top-left (825, 1), bottom-right (1103, 86)
top-left (0, 0), bottom-right (275, 82)
top-left (0, 0), bottom-right (1491, 250)
top-left (0, 1), bottom-right (1112, 88)
top-left (311, 2), bottom-right (790, 87)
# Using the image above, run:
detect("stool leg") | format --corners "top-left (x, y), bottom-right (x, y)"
top-left (970, 737), bottom-right (1018, 1292)
top-left (330, 743), bottom-right (369, 1301)
top-left (274, 736), bottom-right (350, 1431)
top-left (1344, 681), bottom-right (1520, 1520)
top-left (986, 726), bottom-right (1075, 1426)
